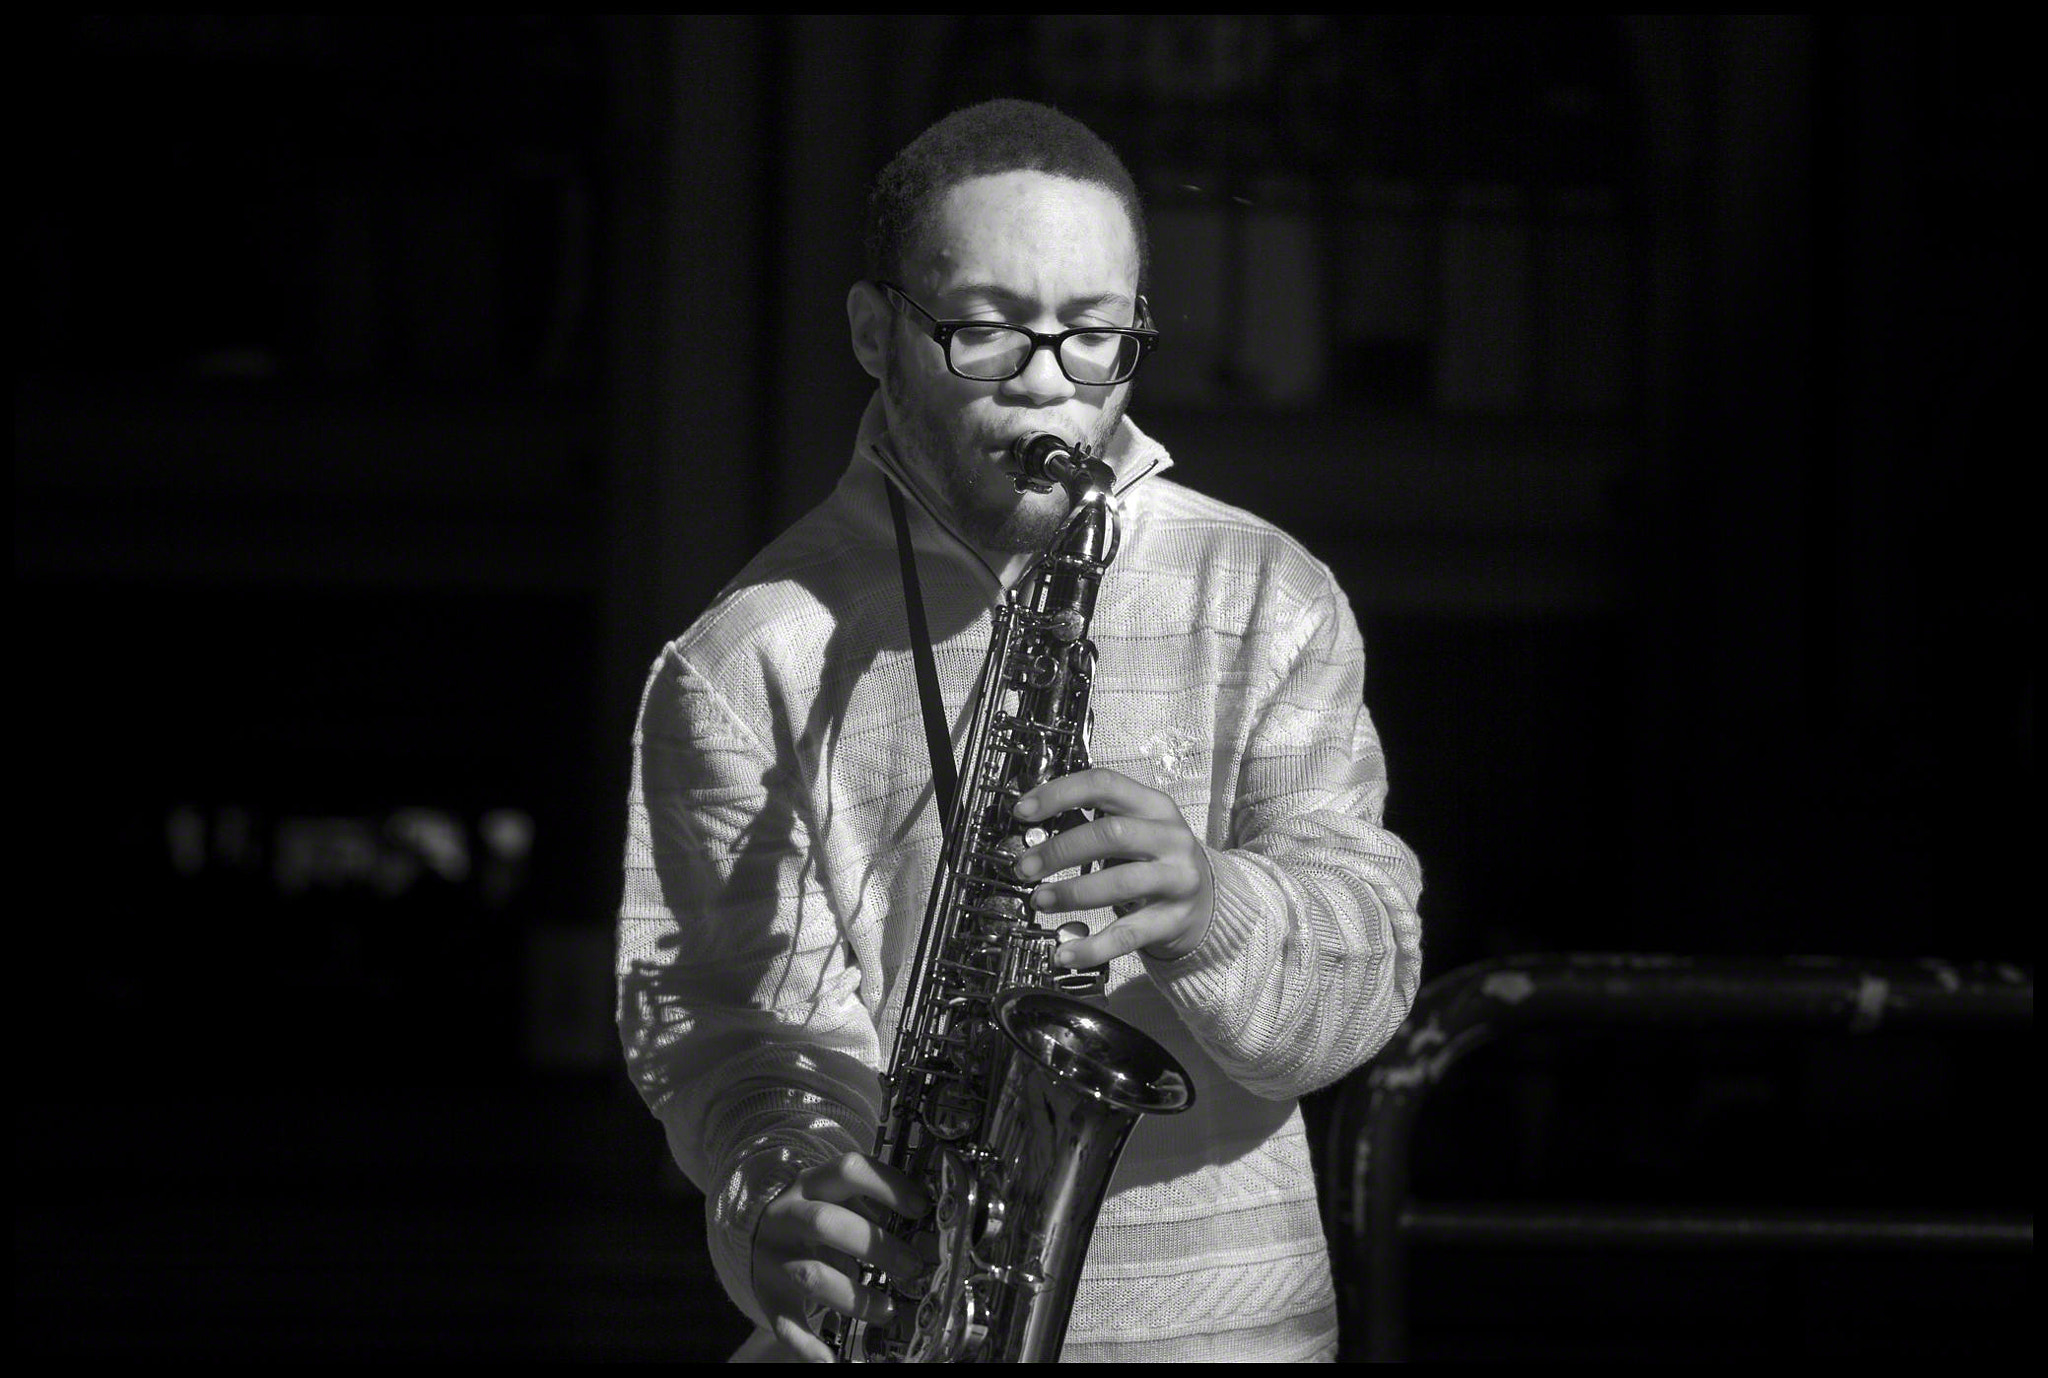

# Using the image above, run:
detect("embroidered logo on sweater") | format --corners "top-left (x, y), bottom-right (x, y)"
top-left (1144, 727), bottom-right (1206, 785)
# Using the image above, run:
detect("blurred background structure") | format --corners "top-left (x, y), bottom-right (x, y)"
top-left (15, 15), bottom-right (2031, 1361)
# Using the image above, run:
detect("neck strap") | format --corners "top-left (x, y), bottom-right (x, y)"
top-left (886, 479), bottom-right (960, 822)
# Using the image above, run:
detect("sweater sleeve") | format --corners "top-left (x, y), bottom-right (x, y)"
top-left (615, 643), bottom-right (883, 1330)
top-left (1139, 578), bottom-right (1424, 1100)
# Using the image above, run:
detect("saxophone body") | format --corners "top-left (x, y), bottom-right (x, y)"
top-left (833, 433), bottom-right (1195, 1363)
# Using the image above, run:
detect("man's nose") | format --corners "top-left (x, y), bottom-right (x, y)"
top-left (1003, 341), bottom-right (1076, 405)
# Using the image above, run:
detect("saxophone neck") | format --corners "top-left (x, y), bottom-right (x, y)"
top-left (1054, 479), bottom-right (1119, 568)
top-left (1008, 433), bottom-right (1121, 580)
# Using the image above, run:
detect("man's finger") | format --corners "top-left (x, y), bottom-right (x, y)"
top-left (803, 1152), bottom-right (930, 1219)
top-left (1017, 815), bottom-right (1172, 878)
top-left (1031, 860), bottom-right (1170, 915)
top-left (771, 1311), bottom-right (835, 1363)
top-left (793, 1200), bottom-right (927, 1281)
top-left (1055, 908), bottom-right (1171, 968)
top-left (1014, 767), bottom-right (1169, 822)
top-left (774, 1254), bottom-right (897, 1328)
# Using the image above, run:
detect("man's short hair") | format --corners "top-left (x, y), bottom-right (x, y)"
top-left (865, 98), bottom-right (1149, 295)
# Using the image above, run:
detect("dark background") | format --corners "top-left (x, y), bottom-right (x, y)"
top-left (14, 16), bottom-right (2031, 1361)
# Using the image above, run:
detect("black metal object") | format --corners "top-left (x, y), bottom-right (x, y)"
top-left (1322, 953), bottom-right (2034, 1361)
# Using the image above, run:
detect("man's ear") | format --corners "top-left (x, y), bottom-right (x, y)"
top-left (847, 281), bottom-right (890, 383)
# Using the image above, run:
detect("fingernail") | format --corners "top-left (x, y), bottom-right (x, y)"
top-left (1013, 796), bottom-right (1038, 818)
top-left (1015, 854), bottom-right (1040, 879)
top-left (1054, 943), bottom-right (1077, 966)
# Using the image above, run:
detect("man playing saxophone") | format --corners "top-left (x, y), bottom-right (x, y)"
top-left (617, 99), bottom-right (1424, 1362)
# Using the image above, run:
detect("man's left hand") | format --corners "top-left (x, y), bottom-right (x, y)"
top-left (1011, 767), bottom-right (1214, 966)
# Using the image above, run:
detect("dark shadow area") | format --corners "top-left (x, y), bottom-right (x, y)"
top-left (1310, 958), bottom-right (2033, 1359)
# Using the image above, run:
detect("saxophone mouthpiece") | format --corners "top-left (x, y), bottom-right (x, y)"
top-left (1010, 432), bottom-right (1089, 492)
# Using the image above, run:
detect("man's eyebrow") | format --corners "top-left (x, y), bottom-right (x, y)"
top-left (941, 283), bottom-right (1135, 316)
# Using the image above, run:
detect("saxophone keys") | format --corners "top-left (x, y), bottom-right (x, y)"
top-left (1046, 609), bottom-right (1087, 642)
top-left (977, 1261), bottom-right (1049, 1294)
top-left (1051, 921), bottom-right (1109, 996)
top-left (1053, 970), bottom-right (1108, 997)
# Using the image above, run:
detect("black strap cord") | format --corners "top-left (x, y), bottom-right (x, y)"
top-left (886, 479), bottom-right (961, 822)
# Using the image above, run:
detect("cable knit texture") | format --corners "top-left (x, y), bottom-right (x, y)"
top-left (617, 398), bottom-right (1423, 1361)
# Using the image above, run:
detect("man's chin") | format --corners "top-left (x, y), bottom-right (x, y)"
top-left (960, 483), bottom-right (1072, 555)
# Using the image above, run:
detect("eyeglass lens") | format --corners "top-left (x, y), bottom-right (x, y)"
top-left (949, 325), bottom-right (1142, 384)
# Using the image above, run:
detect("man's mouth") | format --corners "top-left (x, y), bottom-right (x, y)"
top-left (987, 432), bottom-right (1075, 459)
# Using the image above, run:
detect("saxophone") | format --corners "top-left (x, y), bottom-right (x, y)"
top-left (832, 432), bottom-right (1196, 1363)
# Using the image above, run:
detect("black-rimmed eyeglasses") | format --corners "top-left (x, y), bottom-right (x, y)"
top-left (878, 282), bottom-right (1159, 386)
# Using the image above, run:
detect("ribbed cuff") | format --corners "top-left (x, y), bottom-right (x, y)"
top-left (1140, 846), bottom-right (1276, 1024)
top-left (708, 1146), bottom-right (814, 1332)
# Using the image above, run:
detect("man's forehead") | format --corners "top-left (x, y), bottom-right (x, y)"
top-left (909, 170), bottom-right (1138, 296)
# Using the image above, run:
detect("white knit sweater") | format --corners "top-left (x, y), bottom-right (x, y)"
top-left (617, 398), bottom-right (1424, 1361)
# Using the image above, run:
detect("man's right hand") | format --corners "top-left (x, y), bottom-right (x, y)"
top-left (751, 1151), bottom-right (931, 1362)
